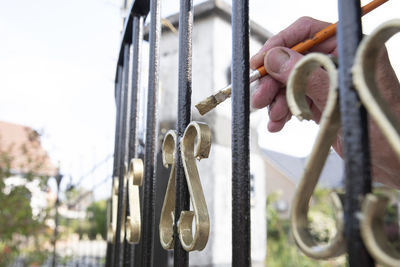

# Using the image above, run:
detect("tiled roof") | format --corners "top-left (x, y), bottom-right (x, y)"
top-left (0, 121), bottom-right (56, 177)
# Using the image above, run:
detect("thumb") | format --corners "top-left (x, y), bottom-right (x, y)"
top-left (265, 47), bottom-right (329, 112)
top-left (264, 47), bottom-right (303, 85)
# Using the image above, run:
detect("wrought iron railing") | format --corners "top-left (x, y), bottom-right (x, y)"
top-left (107, 0), bottom-right (399, 266)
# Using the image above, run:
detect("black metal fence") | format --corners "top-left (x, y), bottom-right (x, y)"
top-left (337, 2), bottom-right (373, 266)
top-left (107, 0), bottom-right (396, 266)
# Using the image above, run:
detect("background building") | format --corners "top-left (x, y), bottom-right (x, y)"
top-left (153, 1), bottom-right (271, 266)
top-left (0, 120), bottom-right (56, 218)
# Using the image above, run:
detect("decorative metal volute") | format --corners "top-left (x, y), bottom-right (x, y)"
top-left (287, 53), bottom-right (346, 259)
top-left (108, 176), bottom-right (119, 243)
top-left (179, 121), bottom-right (211, 252)
top-left (160, 130), bottom-right (178, 250)
top-left (160, 122), bottom-right (211, 252)
top-left (125, 158), bottom-right (144, 244)
top-left (360, 194), bottom-right (400, 267)
top-left (353, 19), bottom-right (400, 267)
top-left (353, 19), bottom-right (400, 160)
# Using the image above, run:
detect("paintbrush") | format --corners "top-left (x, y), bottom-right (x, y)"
top-left (195, 0), bottom-right (388, 115)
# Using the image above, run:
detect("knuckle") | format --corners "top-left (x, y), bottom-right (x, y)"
top-left (296, 16), bottom-right (315, 26)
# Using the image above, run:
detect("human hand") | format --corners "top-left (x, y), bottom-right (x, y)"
top-left (250, 16), bottom-right (400, 188)
top-left (250, 17), bottom-right (338, 132)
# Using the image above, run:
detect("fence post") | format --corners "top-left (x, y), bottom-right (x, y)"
top-left (231, 0), bottom-right (251, 266)
top-left (173, 1), bottom-right (194, 266)
top-left (140, 0), bottom-right (161, 265)
top-left (337, 0), bottom-right (374, 266)
top-left (123, 14), bottom-right (145, 267)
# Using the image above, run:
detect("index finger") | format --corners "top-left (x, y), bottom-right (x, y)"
top-left (250, 17), bottom-right (334, 70)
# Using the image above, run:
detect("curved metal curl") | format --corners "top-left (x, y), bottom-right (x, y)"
top-left (107, 168), bottom-right (127, 244)
top-left (125, 158), bottom-right (143, 244)
top-left (353, 19), bottom-right (400, 160)
top-left (119, 164), bottom-right (128, 242)
top-left (360, 194), bottom-right (400, 267)
top-left (107, 176), bottom-right (119, 243)
top-left (353, 19), bottom-right (400, 267)
top-left (288, 53), bottom-right (346, 259)
top-left (179, 121), bottom-right (211, 252)
top-left (159, 130), bottom-right (177, 250)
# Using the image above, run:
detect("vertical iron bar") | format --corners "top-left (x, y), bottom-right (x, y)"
top-left (128, 16), bottom-right (144, 165)
top-left (122, 39), bottom-right (133, 267)
top-left (174, 0), bottom-right (193, 266)
top-left (123, 15), bottom-right (144, 267)
top-left (114, 43), bottom-right (131, 267)
top-left (141, 0), bottom-right (161, 265)
top-left (231, 0), bottom-right (251, 266)
top-left (108, 65), bottom-right (123, 267)
top-left (337, 0), bottom-right (374, 266)
top-left (105, 198), bottom-right (113, 267)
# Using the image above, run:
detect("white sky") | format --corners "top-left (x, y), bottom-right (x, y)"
top-left (0, 0), bottom-right (398, 199)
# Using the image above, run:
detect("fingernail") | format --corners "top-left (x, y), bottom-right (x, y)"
top-left (267, 48), bottom-right (290, 74)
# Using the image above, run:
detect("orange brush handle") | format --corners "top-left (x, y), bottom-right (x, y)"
top-left (256, 0), bottom-right (388, 78)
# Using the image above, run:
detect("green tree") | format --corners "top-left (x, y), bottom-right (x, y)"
top-left (0, 131), bottom-right (52, 267)
top-left (266, 190), bottom-right (345, 267)
top-left (86, 200), bottom-right (107, 239)
top-left (60, 198), bottom-right (107, 240)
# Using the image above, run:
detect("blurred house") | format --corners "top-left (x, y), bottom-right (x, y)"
top-left (0, 121), bottom-right (55, 176)
top-left (0, 120), bottom-right (56, 218)
top-left (262, 149), bottom-right (344, 218)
